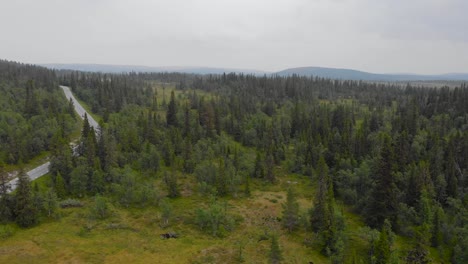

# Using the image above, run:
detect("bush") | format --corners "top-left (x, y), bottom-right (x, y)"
top-left (59, 199), bottom-right (83, 208)
top-left (196, 197), bottom-right (235, 237)
top-left (0, 225), bottom-right (15, 239)
top-left (90, 195), bottom-right (109, 220)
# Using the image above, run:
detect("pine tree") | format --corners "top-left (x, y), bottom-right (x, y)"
top-left (311, 156), bottom-right (337, 255)
top-left (15, 170), bottom-right (38, 227)
top-left (269, 235), bottom-right (283, 264)
top-left (375, 219), bottom-right (393, 264)
top-left (164, 171), bottom-right (180, 198)
top-left (253, 151), bottom-right (265, 179)
top-left (0, 166), bottom-right (13, 223)
top-left (366, 135), bottom-right (398, 229)
top-left (265, 152), bottom-right (276, 183)
top-left (311, 156), bottom-right (334, 232)
top-left (81, 113), bottom-right (91, 141)
top-left (54, 172), bottom-right (67, 198)
top-left (166, 90), bottom-right (178, 127)
top-left (282, 187), bottom-right (300, 232)
top-left (43, 188), bottom-right (59, 218)
top-left (431, 206), bottom-right (443, 247)
top-left (68, 98), bottom-right (76, 119)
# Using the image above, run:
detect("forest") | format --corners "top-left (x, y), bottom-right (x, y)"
top-left (0, 59), bottom-right (467, 263)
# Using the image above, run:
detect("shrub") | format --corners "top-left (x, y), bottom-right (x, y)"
top-left (59, 199), bottom-right (84, 208)
top-left (0, 225), bottom-right (15, 239)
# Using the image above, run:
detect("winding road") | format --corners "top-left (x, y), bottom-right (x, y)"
top-left (6, 85), bottom-right (99, 192)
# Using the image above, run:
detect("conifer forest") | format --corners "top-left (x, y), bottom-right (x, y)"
top-left (0, 59), bottom-right (467, 263)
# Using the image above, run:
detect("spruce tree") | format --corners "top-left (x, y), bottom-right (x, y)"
top-left (43, 188), bottom-right (59, 218)
top-left (375, 219), bottom-right (393, 264)
top-left (269, 235), bottom-right (283, 264)
top-left (55, 172), bottom-right (67, 198)
top-left (310, 156), bottom-right (337, 255)
top-left (0, 166), bottom-right (13, 223)
top-left (282, 187), bottom-right (299, 232)
top-left (164, 171), bottom-right (180, 198)
top-left (253, 151), bottom-right (265, 179)
top-left (366, 135), bottom-right (398, 229)
top-left (15, 170), bottom-right (38, 227)
top-left (166, 90), bottom-right (178, 127)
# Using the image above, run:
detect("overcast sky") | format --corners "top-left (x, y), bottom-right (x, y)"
top-left (1, 0), bottom-right (467, 74)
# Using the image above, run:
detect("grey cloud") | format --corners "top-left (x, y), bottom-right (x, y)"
top-left (0, 0), bottom-right (467, 74)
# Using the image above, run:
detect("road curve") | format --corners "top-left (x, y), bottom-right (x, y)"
top-left (6, 86), bottom-right (98, 192)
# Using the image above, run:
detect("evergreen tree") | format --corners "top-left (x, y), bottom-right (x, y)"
top-left (68, 98), bottom-right (76, 119)
top-left (431, 206), bottom-right (443, 248)
top-left (366, 135), bottom-right (398, 229)
top-left (252, 151), bottom-right (265, 179)
top-left (182, 137), bottom-right (194, 173)
top-left (0, 166), bottom-right (13, 223)
top-left (311, 156), bottom-right (337, 255)
top-left (14, 170), bottom-right (38, 227)
top-left (282, 187), bottom-right (299, 232)
top-left (265, 152), bottom-right (276, 183)
top-left (164, 171), bottom-right (180, 198)
top-left (375, 219), bottom-right (393, 264)
top-left (269, 235), bottom-right (283, 264)
top-left (166, 90), bottom-right (178, 127)
top-left (54, 172), bottom-right (67, 198)
top-left (43, 188), bottom-right (59, 218)
top-left (244, 174), bottom-right (251, 197)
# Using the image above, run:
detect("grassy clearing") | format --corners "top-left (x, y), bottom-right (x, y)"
top-left (1, 169), bottom-right (445, 263)
top-left (0, 166), bottom-right (340, 264)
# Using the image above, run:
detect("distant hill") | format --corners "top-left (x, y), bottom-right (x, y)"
top-left (275, 66), bottom-right (468, 81)
top-left (42, 63), bottom-right (468, 81)
top-left (41, 63), bottom-right (268, 76)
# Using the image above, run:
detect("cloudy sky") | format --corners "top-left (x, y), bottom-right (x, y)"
top-left (1, 0), bottom-right (467, 74)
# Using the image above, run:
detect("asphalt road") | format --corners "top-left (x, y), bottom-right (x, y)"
top-left (6, 86), bottom-right (98, 192)
top-left (6, 162), bottom-right (51, 191)
top-left (60, 85), bottom-right (100, 131)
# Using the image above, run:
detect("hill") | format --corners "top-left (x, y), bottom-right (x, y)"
top-left (275, 66), bottom-right (468, 81)
top-left (43, 63), bottom-right (468, 81)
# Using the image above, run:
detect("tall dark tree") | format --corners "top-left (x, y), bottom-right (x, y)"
top-left (15, 170), bottom-right (39, 227)
top-left (164, 170), bottom-right (180, 198)
top-left (282, 187), bottom-right (299, 232)
top-left (0, 166), bottom-right (13, 223)
top-left (311, 156), bottom-right (337, 255)
top-left (252, 151), bottom-right (265, 179)
top-left (269, 235), bottom-right (283, 264)
top-left (366, 135), bottom-right (398, 229)
top-left (375, 219), bottom-right (393, 264)
top-left (166, 90), bottom-right (178, 127)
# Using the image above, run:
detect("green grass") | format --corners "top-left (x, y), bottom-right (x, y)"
top-left (3, 151), bottom-right (50, 178)
top-left (1, 168), bottom-right (450, 263)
